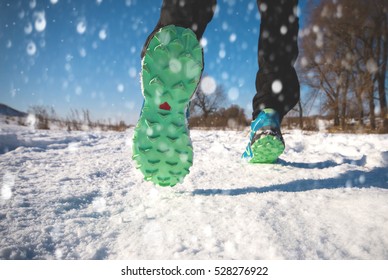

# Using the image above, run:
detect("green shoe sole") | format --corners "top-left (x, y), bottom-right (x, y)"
top-left (132, 25), bottom-right (203, 187)
top-left (249, 135), bottom-right (285, 164)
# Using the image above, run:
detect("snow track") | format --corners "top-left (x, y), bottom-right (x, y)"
top-left (1, 125), bottom-right (387, 259)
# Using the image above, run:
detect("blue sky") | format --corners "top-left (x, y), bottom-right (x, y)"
top-left (0, 0), bottom-right (307, 124)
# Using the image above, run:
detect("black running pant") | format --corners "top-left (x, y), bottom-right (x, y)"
top-left (142, 0), bottom-right (300, 121)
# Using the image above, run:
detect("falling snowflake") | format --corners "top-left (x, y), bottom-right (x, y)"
top-left (280, 25), bottom-right (288, 35)
top-left (76, 21), bottom-right (87, 34)
top-left (79, 48), bottom-right (87, 57)
top-left (200, 37), bottom-right (208, 48)
top-left (271, 80), bottom-right (282, 94)
top-left (99, 29), bottom-right (107, 40)
top-left (24, 22), bottom-right (33, 34)
top-left (26, 41), bottom-right (37, 56)
top-left (366, 59), bottom-right (378, 74)
top-left (229, 33), bottom-right (237, 43)
top-left (34, 12), bottom-right (46, 32)
top-left (228, 87), bottom-right (239, 101)
top-left (200, 76), bottom-right (217, 95)
top-left (117, 83), bottom-right (124, 92)
top-left (169, 58), bottom-right (182, 73)
top-left (129, 67), bottom-right (137, 78)
top-left (29, 0), bottom-right (37, 9)
top-left (1, 172), bottom-right (15, 200)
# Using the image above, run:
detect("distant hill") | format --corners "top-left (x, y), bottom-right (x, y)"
top-left (0, 103), bottom-right (28, 117)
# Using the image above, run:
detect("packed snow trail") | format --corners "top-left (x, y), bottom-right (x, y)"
top-left (0, 125), bottom-right (387, 259)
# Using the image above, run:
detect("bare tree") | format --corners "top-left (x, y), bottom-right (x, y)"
top-left (190, 81), bottom-right (226, 120)
top-left (300, 0), bottom-right (388, 131)
top-left (372, 0), bottom-right (388, 131)
top-left (83, 109), bottom-right (92, 127)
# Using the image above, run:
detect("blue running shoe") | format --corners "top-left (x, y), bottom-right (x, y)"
top-left (242, 108), bottom-right (285, 163)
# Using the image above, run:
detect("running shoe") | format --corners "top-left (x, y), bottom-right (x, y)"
top-left (132, 25), bottom-right (203, 186)
top-left (242, 108), bottom-right (285, 163)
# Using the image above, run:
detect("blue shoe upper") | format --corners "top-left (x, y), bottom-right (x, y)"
top-left (242, 108), bottom-right (281, 159)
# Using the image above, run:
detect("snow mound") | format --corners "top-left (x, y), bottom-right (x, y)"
top-left (0, 126), bottom-right (102, 154)
top-left (0, 125), bottom-right (387, 260)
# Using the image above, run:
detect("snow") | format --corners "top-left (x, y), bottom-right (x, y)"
top-left (0, 124), bottom-right (387, 260)
top-left (200, 76), bottom-right (217, 95)
top-left (26, 41), bottom-right (37, 56)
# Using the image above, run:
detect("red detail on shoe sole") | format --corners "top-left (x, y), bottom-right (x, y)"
top-left (159, 102), bottom-right (171, 111)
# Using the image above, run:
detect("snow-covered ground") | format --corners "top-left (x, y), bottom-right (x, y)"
top-left (0, 124), bottom-right (387, 260)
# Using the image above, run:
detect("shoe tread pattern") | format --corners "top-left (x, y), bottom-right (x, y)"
top-left (133, 25), bottom-right (203, 186)
top-left (250, 134), bottom-right (285, 164)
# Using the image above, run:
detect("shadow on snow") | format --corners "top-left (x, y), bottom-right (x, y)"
top-left (192, 166), bottom-right (388, 196)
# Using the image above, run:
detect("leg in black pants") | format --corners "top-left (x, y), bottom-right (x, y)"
top-left (145, 0), bottom-right (299, 122)
top-left (141, 0), bottom-right (217, 58)
top-left (243, 0), bottom-right (300, 163)
top-left (252, 0), bottom-right (300, 121)
top-left (137, 0), bottom-right (300, 169)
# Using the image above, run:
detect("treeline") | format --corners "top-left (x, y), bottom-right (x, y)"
top-left (189, 85), bottom-right (249, 130)
top-left (11, 105), bottom-right (130, 132)
top-left (298, 0), bottom-right (387, 133)
top-left (189, 105), bottom-right (249, 130)
top-left (189, 0), bottom-right (387, 133)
